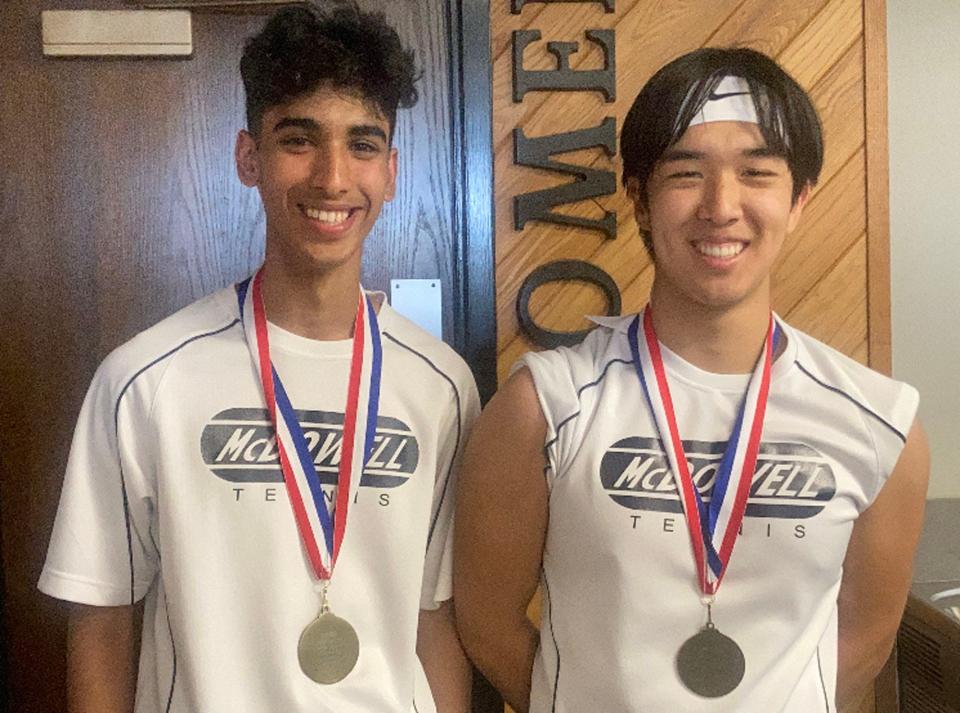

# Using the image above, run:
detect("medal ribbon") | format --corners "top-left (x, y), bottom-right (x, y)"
top-left (236, 269), bottom-right (381, 582)
top-left (628, 307), bottom-right (777, 595)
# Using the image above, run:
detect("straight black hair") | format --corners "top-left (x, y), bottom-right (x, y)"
top-left (621, 47), bottom-right (823, 248)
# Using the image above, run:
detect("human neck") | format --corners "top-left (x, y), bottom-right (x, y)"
top-left (258, 258), bottom-right (363, 341)
top-left (648, 284), bottom-right (773, 375)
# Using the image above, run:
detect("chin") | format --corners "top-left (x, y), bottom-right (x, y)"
top-left (696, 285), bottom-right (765, 312)
top-left (309, 245), bottom-right (365, 272)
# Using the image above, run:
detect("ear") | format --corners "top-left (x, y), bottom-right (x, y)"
top-left (384, 147), bottom-right (398, 202)
top-left (786, 181), bottom-right (813, 234)
top-left (625, 176), bottom-right (651, 232)
top-left (235, 130), bottom-right (260, 187)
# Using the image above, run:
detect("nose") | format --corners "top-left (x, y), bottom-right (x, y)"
top-left (309, 143), bottom-right (350, 195)
top-left (697, 171), bottom-right (742, 225)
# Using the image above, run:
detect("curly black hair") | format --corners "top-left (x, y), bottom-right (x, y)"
top-left (240, 2), bottom-right (419, 140)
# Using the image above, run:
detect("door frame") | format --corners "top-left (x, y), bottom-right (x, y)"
top-left (448, 4), bottom-right (502, 709)
top-left (450, 0), bottom-right (497, 405)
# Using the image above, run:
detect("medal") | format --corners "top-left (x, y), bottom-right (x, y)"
top-left (675, 605), bottom-right (745, 697)
top-left (297, 586), bottom-right (360, 684)
top-left (629, 307), bottom-right (778, 697)
top-left (237, 269), bottom-right (381, 684)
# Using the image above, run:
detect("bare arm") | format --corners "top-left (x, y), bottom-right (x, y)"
top-left (66, 602), bottom-right (142, 713)
top-left (836, 419), bottom-right (929, 712)
top-left (454, 368), bottom-right (548, 713)
top-left (417, 600), bottom-right (471, 713)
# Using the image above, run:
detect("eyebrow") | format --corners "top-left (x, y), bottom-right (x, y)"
top-left (659, 146), bottom-right (784, 163)
top-left (272, 117), bottom-right (320, 133)
top-left (272, 117), bottom-right (388, 143)
top-left (743, 146), bottom-right (784, 159)
top-left (348, 124), bottom-right (388, 142)
top-left (659, 149), bottom-right (704, 163)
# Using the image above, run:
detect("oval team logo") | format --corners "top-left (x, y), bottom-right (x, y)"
top-left (201, 407), bottom-right (419, 487)
top-left (600, 437), bottom-right (836, 519)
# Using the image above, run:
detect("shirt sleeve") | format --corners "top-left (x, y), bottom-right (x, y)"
top-left (866, 380), bottom-right (920, 507)
top-left (418, 365), bottom-right (481, 610)
top-left (38, 355), bottom-right (159, 606)
top-left (514, 345), bottom-right (587, 485)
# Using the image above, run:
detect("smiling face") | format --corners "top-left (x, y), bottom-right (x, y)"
top-left (235, 87), bottom-right (397, 281)
top-left (630, 120), bottom-right (809, 314)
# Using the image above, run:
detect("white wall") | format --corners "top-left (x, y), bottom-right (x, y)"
top-left (888, 0), bottom-right (960, 499)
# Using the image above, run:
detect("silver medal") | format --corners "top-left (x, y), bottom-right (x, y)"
top-left (297, 611), bottom-right (360, 685)
top-left (676, 622), bottom-right (745, 698)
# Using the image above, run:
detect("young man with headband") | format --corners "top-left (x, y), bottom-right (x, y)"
top-left (39, 5), bottom-right (477, 712)
top-left (455, 47), bottom-right (928, 712)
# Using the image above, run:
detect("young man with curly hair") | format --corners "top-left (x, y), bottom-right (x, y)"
top-left (40, 5), bottom-right (477, 712)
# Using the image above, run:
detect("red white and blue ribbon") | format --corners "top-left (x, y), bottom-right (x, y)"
top-left (628, 307), bottom-right (778, 595)
top-left (236, 269), bottom-right (382, 582)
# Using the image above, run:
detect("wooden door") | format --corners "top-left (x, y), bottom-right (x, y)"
top-left (0, 1), bottom-right (495, 710)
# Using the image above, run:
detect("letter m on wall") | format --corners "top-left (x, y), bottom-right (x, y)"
top-left (513, 117), bottom-right (618, 238)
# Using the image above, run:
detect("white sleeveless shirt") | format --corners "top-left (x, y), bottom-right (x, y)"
top-left (518, 314), bottom-right (917, 713)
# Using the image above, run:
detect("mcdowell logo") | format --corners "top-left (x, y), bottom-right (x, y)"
top-left (201, 407), bottom-right (419, 487)
top-left (599, 437), bottom-right (836, 519)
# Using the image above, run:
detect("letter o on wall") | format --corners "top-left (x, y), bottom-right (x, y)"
top-left (517, 260), bottom-right (622, 348)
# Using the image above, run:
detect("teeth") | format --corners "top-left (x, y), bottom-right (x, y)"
top-left (304, 207), bottom-right (350, 224)
top-left (697, 242), bottom-right (744, 259)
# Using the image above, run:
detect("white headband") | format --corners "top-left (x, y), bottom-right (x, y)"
top-left (686, 76), bottom-right (759, 128)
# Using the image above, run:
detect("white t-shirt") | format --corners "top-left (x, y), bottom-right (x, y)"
top-left (39, 285), bottom-right (480, 713)
top-left (519, 314), bottom-right (918, 713)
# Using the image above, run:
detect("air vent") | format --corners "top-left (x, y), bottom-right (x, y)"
top-left (897, 598), bottom-right (960, 713)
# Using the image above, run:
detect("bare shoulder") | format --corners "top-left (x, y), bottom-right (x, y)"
top-left (842, 419), bottom-right (929, 589)
top-left (462, 367), bottom-right (547, 482)
top-left (483, 367), bottom-right (544, 427)
top-left (456, 366), bottom-right (549, 533)
top-left (864, 419), bottom-right (929, 524)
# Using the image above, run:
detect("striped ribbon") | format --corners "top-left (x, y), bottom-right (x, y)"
top-left (236, 269), bottom-right (382, 581)
top-left (628, 307), bottom-right (777, 595)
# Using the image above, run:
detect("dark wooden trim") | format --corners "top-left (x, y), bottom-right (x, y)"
top-left (0, 526), bottom-right (7, 713)
top-left (863, 0), bottom-right (892, 375)
top-left (449, 0), bottom-right (498, 405)
top-left (447, 3), bottom-right (501, 710)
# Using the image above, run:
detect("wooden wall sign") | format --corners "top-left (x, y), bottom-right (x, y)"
top-left (495, 0), bottom-right (891, 385)
top-left (510, 0), bottom-right (622, 349)
top-left (513, 117), bottom-right (617, 237)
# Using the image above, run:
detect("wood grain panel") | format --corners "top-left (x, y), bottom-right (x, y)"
top-left (774, 150), bottom-right (866, 314)
top-left (785, 233), bottom-right (869, 361)
top-left (707, 0), bottom-right (832, 54)
top-left (777, 0), bottom-right (862, 89)
top-left (496, 1), bottom-right (758, 380)
top-left (863, 0), bottom-right (892, 374)
top-left (495, 0), bottom-right (881, 381)
top-left (810, 38), bottom-right (866, 192)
